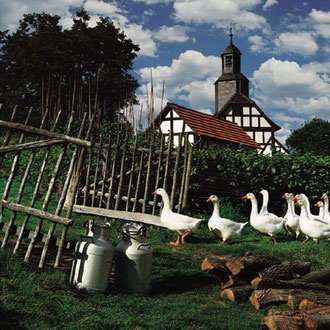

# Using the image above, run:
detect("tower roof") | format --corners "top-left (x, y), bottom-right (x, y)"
top-left (221, 27), bottom-right (242, 55)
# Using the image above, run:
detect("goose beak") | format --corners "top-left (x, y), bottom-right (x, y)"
top-left (294, 201), bottom-right (299, 205)
top-left (258, 191), bottom-right (262, 194)
top-left (152, 190), bottom-right (157, 195)
top-left (242, 195), bottom-right (248, 199)
top-left (293, 196), bottom-right (298, 201)
top-left (206, 197), bottom-right (211, 202)
top-left (314, 202), bottom-right (319, 206)
top-left (321, 194), bottom-right (325, 199)
top-left (282, 194), bottom-right (286, 198)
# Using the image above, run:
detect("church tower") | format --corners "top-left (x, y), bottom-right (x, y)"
top-left (214, 28), bottom-right (249, 115)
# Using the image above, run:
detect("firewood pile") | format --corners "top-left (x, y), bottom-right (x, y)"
top-left (201, 251), bottom-right (330, 330)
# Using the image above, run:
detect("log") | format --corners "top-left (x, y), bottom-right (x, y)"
top-left (251, 277), bottom-right (330, 292)
top-left (259, 260), bottom-right (311, 280)
top-left (220, 285), bottom-right (253, 302)
top-left (262, 309), bottom-right (315, 330)
top-left (249, 289), bottom-right (293, 310)
top-left (201, 255), bottom-right (231, 283)
top-left (299, 300), bottom-right (329, 311)
top-left (298, 266), bottom-right (330, 285)
top-left (287, 289), bottom-right (330, 310)
top-left (225, 255), bottom-right (281, 278)
top-left (221, 275), bottom-right (250, 290)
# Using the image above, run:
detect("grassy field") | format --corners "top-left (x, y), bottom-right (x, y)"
top-left (0, 179), bottom-right (329, 329)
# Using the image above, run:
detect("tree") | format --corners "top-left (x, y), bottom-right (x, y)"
top-left (0, 10), bottom-right (140, 122)
top-left (285, 118), bottom-right (330, 156)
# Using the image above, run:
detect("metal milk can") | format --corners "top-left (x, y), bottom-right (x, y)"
top-left (70, 220), bottom-right (114, 293)
top-left (114, 223), bottom-right (152, 294)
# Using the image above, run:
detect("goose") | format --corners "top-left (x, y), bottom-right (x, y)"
top-left (242, 193), bottom-right (284, 243)
top-left (152, 188), bottom-right (203, 245)
top-left (315, 201), bottom-right (325, 220)
top-left (259, 189), bottom-right (270, 215)
top-left (295, 194), bottom-right (328, 224)
top-left (294, 196), bottom-right (330, 245)
top-left (321, 193), bottom-right (330, 223)
top-left (207, 195), bottom-right (248, 243)
top-left (282, 192), bottom-right (300, 239)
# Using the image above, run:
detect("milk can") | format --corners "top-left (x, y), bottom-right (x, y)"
top-left (114, 223), bottom-right (152, 294)
top-left (70, 220), bottom-right (114, 293)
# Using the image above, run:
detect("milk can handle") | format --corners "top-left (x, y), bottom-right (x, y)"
top-left (80, 235), bottom-right (95, 244)
top-left (137, 243), bottom-right (151, 250)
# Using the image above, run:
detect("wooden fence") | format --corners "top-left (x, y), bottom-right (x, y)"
top-left (0, 104), bottom-right (194, 269)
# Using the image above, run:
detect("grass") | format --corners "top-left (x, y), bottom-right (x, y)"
top-left (0, 179), bottom-right (329, 329)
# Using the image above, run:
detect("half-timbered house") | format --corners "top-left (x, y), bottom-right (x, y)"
top-left (154, 102), bottom-right (261, 150)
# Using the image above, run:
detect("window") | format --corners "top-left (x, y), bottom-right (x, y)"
top-left (225, 55), bottom-right (232, 67)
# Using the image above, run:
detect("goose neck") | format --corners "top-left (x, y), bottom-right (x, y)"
top-left (250, 197), bottom-right (259, 217)
top-left (212, 200), bottom-right (220, 218)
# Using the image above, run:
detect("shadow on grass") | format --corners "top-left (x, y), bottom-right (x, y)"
top-left (0, 308), bottom-right (28, 329)
top-left (150, 271), bottom-right (218, 296)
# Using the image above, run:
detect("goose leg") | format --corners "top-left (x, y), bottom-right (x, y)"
top-left (170, 235), bottom-right (180, 246)
top-left (181, 232), bottom-right (190, 244)
top-left (272, 236), bottom-right (277, 244)
top-left (302, 236), bottom-right (309, 243)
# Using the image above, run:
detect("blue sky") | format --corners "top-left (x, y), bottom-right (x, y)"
top-left (0, 0), bottom-right (329, 144)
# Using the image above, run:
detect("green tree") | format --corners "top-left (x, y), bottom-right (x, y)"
top-left (0, 10), bottom-right (140, 122)
top-left (285, 118), bottom-right (330, 156)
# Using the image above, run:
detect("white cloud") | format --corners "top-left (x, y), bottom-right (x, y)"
top-left (137, 50), bottom-right (221, 115)
top-left (309, 9), bottom-right (330, 39)
top-left (263, 0), bottom-right (278, 11)
top-left (0, 0), bottom-right (83, 31)
top-left (249, 34), bottom-right (268, 52)
top-left (154, 25), bottom-right (190, 43)
top-left (173, 0), bottom-right (267, 32)
top-left (132, 0), bottom-right (172, 4)
top-left (251, 58), bottom-right (330, 120)
top-left (274, 32), bottom-right (318, 56)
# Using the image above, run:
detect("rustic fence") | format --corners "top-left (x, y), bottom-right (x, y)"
top-left (0, 104), bottom-right (194, 269)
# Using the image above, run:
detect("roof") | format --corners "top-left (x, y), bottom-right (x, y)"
top-left (221, 42), bottom-right (242, 56)
top-left (215, 92), bottom-right (281, 131)
top-left (155, 103), bottom-right (261, 149)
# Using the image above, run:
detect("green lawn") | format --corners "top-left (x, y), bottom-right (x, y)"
top-left (0, 179), bottom-right (329, 329)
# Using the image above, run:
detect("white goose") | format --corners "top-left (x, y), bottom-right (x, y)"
top-left (315, 201), bottom-right (325, 219)
top-left (321, 193), bottom-right (330, 223)
top-left (297, 194), bottom-right (327, 224)
top-left (242, 193), bottom-right (284, 243)
top-left (294, 196), bottom-right (330, 245)
top-left (207, 195), bottom-right (248, 243)
top-left (282, 192), bottom-right (300, 239)
top-left (152, 188), bottom-right (203, 245)
top-left (259, 189), bottom-right (270, 215)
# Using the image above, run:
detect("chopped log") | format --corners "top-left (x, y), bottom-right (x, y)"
top-left (260, 260), bottom-right (311, 280)
top-left (299, 300), bottom-right (329, 311)
top-left (221, 275), bottom-right (250, 290)
top-left (303, 306), bottom-right (330, 315)
top-left (225, 255), bottom-right (281, 278)
top-left (262, 309), bottom-right (315, 330)
top-left (201, 255), bottom-right (231, 283)
top-left (220, 285), bottom-right (253, 302)
top-left (298, 266), bottom-right (330, 285)
top-left (251, 277), bottom-right (330, 292)
top-left (249, 289), bottom-right (293, 310)
top-left (287, 290), bottom-right (330, 310)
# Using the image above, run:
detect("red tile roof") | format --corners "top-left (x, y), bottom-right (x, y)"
top-left (163, 103), bottom-right (261, 149)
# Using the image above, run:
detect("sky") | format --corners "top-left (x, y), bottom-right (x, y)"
top-left (0, 0), bottom-right (329, 145)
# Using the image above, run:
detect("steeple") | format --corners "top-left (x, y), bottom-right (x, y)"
top-left (214, 28), bottom-right (249, 115)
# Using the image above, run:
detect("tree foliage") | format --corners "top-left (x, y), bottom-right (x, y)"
top-left (0, 10), bottom-right (140, 122)
top-left (285, 118), bottom-right (330, 156)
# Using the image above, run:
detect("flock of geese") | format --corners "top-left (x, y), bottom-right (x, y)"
top-left (152, 188), bottom-right (330, 246)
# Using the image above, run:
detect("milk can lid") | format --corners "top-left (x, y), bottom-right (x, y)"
top-left (122, 222), bottom-right (146, 236)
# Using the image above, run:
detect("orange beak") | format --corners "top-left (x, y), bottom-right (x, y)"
top-left (207, 197), bottom-right (211, 202)
top-left (258, 191), bottom-right (262, 194)
top-left (321, 194), bottom-right (325, 199)
top-left (295, 201), bottom-right (299, 205)
top-left (314, 202), bottom-right (319, 206)
top-left (282, 194), bottom-right (286, 198)
top-left (152, 190), bottom-right (157, 195)
top-left (242, 195), bottom-right (248, 199)
top-left (293, 196), bottom-right (298, 201)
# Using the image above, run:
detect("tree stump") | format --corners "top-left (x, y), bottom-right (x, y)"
top-left (249, 289), bottom-right (293, 310)
top-left (220, 285), bottom-right (253, 302)
top-left (287, 290), bottom-right (330, 310)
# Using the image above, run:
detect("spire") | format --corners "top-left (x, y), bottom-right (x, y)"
top-left (229, 25), bottom-right (233, 44)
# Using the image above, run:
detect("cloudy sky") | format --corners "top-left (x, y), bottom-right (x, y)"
top-left (0, 0), bottom-right (329, 144)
